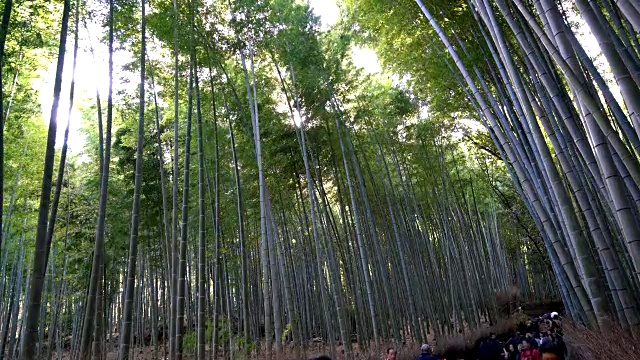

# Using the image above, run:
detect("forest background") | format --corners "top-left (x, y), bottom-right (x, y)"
top-left (1, 0), bottom-right (639, 359)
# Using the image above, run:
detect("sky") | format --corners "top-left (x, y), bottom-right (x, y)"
top-left (37, 19), bottom-right (134, 155)
top-left (308, 0), bottom-right (340, 29)
top-left (308, 0), bottom-right (382, 73)
top-left (36, 48), bottom-right (90, 155)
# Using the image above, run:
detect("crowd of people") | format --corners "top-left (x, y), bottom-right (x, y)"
top-left (384, 343), bottom-right (439, 360)
top-left (476, 312), bottom-right (566, 360)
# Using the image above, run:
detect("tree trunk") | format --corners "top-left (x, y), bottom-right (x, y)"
top-left (176, 59), bottom-right (194, 360)
top-left (170, 0), bottom-right (180, 356)
top-left (0, 0), bottom-right (13, 262)
top-left (23, 1), bottom-right (71, 357)
top-left (118, 1), bottom-right (145, 357)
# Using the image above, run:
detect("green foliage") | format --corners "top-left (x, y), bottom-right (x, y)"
top-left (183, 330), bottom-right (196, 353)
top-left (343, 0), bottom-right (486, 119)
top-left (0, 0), bottom-right (549, 352)
top-left (281, 321), bottom-right (292, 342)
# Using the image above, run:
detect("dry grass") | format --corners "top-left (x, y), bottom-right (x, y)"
top-left (429, 313), bottom-right (529, 359)
top-left (355, 316), bottom-right (638, 360)
top-left (562, 320), bottom-right (638, 360)
top-left (53, 315), bottom-right (639, 360)
top-left (305, 314), bottom-right (532, 360)
top-left (495, 286), bottom-right (521, 316)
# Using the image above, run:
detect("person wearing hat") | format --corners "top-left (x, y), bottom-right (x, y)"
top-left (416, 343), bottom-right (439, 360)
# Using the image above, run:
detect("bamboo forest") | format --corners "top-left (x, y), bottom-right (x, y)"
top-left (1, 0), bottom-right (640, 358)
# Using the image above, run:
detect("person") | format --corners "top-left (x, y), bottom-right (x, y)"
top-left (524, 333), bottom-right (539, 349)
top-left (519, 339), bottom-right (541, 360)
top-left (489, 333), bottom-right (504, 359)
top-left (506, 343), bottom-right (518, 360)
top-left (539, 332), bottom-right (553, 347)
top-left (507, 331), bottom-right (523, 349)
top-left (539, 319), bottom-right (551, 334)
top-left (478, 336), bottom-right (491, 359)
top-left (534, 332), bottom-right (542, 347)
top-left (525, 320), bottom-right (537, 334)
top-left (417, 343), bottom-right (439, 360)
top-left (539, 341), bottom-right (565, 360)
top-left (501, 347), bottom-right (509, 360)
top-left (386, 347), bottom-right (396, 360)
top-left (478, 333), bottom-right (502, 360)
top-left (478, 337), bottom-right (494, 360)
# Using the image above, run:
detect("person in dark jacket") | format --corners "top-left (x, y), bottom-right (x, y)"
top-left (525, 333), bottom-right (539, 349)
top-left (506, 343), bottom-right (519, 360)
top-left (539, 342), bottom-right (565, 360)
top-left (416, 344), bottom-right (439, 360)
top-left (480, 333), bottom-right (504, 360)
top-left (507, 332), bottom-right (523, 350)
top-left (478, 337), bottom-right (491, 359)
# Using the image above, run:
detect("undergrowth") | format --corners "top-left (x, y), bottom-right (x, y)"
top-left (563, 320), bottom-right (638, 360)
